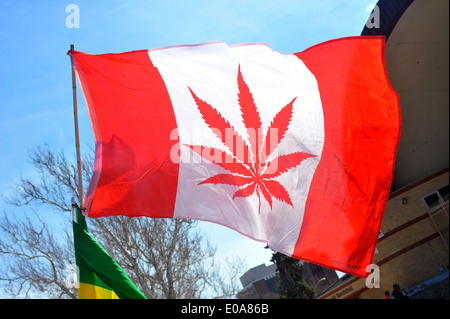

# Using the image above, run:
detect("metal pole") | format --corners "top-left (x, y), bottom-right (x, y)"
top-left (70, 44), bottom-right (84, 207)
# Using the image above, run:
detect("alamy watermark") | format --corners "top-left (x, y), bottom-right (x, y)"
top-left (64, 4), bottom-right (379, 31)
top-left (365, 4), bottom-right (380, 29)
top-left (365, 264), bottom-right (380, 288)
top-left (65, 4), bottom-right (80, 29)
top-left (169, 126), bottom-right (280, 174)
top-left (64, 263), bottom-right (79, 290)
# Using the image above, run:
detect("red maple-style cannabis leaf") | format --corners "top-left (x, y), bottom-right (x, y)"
top-left (186, 65), bottom-right (316, 214)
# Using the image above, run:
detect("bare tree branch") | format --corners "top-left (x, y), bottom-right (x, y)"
top-left (0, 145), bottom-right (247, 299)
top-left (0, 211), bottom-right (76, 299)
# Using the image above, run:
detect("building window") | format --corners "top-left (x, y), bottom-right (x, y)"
top-left (265, 276), bottom-right (279, 294)
top-left (422, 184), bottom-right (449, 250)
top-left (438, 185), bottom-right (449, 201)
top-left (422, 184), bottom-right (449, 210)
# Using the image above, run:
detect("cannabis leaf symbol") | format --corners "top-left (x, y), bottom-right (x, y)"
top-left (186, 65), bottom-right (316, 214)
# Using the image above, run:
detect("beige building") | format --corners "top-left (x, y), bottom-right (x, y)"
top-left (244, 0), bottom-right (449, 300)
top-left (318, 0), bottom-right (449, 299)
top-left (237, 261), bottom-right (338, 298)
top-left (319, 170), bottom-right (448, 299)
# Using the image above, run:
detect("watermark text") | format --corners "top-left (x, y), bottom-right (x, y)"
top-left (65, 4), bottom-right (80, 28)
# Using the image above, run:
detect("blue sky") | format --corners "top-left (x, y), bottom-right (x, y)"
top-left (0, 0), bottom-right (377, 283)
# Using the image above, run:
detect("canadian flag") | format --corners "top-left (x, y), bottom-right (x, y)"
top-left (70, 36), bottom-right (400, 277)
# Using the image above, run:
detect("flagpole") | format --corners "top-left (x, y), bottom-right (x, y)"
top-left (70, 44), bottom-right (84, 207)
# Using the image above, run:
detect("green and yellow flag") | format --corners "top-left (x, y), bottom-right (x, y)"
top-left (72, 203), bottom-right (146, 299)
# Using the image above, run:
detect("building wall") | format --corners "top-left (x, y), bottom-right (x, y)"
top-left (320, 170), bottom-right (449, 299)
top-left (303, 262), bottom-right (339, 296)
top-left (384, 0), bottom-right (449, 189)
top-left (238, 261), bottom-right (339, 299)
top-left (362, 170), bottom-right (449, 299)
top-left (239, 263), bottom-right (277, 288)
top-left (237, 274), bottom-right (279, 299)
top-left (237, 263), bottom-right (279, 299)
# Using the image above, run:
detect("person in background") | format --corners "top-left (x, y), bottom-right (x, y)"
top-left (392, 284), bottom-right (409, 299)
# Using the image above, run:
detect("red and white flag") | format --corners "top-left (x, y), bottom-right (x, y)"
top-left (70, 36), bottom-right (400, 277)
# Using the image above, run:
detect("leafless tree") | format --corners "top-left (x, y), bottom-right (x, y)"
top-left (0, 211), bottom-right (76, 298)
top-left (0, 144), bottom-right (246, 299)
top-left (208, 255), bottom-right (247, 299)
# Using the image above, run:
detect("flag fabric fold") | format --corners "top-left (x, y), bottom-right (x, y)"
top-left (72, 203), bottom-right (147, 299)
top-left (69, 36), bottom-right (400, 277)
